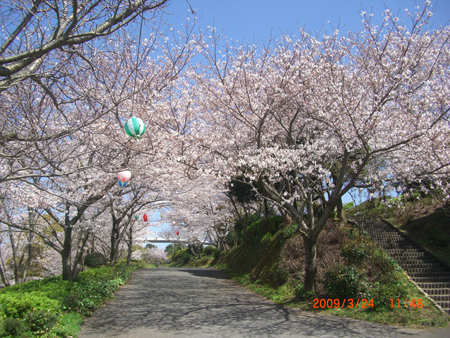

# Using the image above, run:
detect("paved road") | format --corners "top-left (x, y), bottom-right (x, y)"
top-left (79, 267), bottom-right (450, 338)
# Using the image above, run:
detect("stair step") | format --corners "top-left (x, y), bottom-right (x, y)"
top-left (436, 301), bottom-right (450, 310)
top-left (400, 263), bottom-right (443, 270)
top-left (417, 282), bottom-right (450, 289)
top-left (424, 288), bottom-right (450, 296)
top-left (411, 276), bottom-right (450, 283)
top-left (408, 271), bottom-right (450, 278)
top-left (431, 295), bottom-right (450, 302)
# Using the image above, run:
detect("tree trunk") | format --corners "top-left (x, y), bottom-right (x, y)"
top-left (110, 223), bottom-right (120, 266)
top-left (303, 236), bottom-right (318, 293)
top-left (62, 226), bottom-right (73, 281)
top-left (264, 199), bottom-right (270, 218)
top-left (0, 242), bottom-right (10, 287)
top-left (126, 227), bottom-right (133, 265)
top-left (336, 197), bottom-right (347, 225)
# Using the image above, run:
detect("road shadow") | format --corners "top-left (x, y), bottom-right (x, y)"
top-left (178, 267), bottom-right (230, 280)
top-left (79, 268), bottom-right (442, 338)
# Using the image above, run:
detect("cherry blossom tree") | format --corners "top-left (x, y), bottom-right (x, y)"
top-left (0, 9), bottom-right (200, 281)
top-left (185, 2), bottom-right (450, 291)
top-left (0, 0), bottom-right (170, 90)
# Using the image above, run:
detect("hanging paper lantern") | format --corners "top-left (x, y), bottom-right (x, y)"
top-left (135, 215), bottom-right (139, 220)
top-left (176, 231), bottom-right (179, 236)
top-left (118, 171), bottom-right (131, 187)
top-left (181, 222), bottom-right (185, 226)
top-left (124, 117), bottom-right (145, 139)
top-left (172, 221), bottom-right (176, 225)
top-left (143, 214), bottom-right (148, 222)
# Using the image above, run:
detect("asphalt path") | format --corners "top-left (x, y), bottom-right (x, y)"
top-left (78, 267), bottom-right (450, 338)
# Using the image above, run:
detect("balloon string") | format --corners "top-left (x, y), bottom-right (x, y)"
top-left (131, 12), bottom-right (144, 116)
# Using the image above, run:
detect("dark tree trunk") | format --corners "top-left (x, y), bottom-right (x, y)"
top-left (336, 197), bottom-right (347, 225)
top-left (61, 226), bottom-right (73, 281)
top-left (303, 236), bottom-right (318, 293)
top-left (264, 199), bottom-right (270, 218)
top-left (126, 227), bottom-right (133, 265)
top-left (0, 240), bottom-right (10, 287)
top-left (110, 221), bottom-right (120, 266)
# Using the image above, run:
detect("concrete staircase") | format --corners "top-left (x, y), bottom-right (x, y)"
top-left (361, 219), bottom-right (450, 314)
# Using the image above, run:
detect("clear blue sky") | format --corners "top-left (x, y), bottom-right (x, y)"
top-left (165, 0), bottom-right (449, 42)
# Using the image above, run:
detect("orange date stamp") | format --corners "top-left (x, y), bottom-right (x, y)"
top-left (313, 298), bottom-right (374, 309)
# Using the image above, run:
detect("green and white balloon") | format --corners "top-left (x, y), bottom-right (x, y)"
top-left (124, 117), bottom-right (145, 139)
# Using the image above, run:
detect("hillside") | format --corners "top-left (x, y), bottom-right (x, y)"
top-left (172, 202), bottom-right (450, 328)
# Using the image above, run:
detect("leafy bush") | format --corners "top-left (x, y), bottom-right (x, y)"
top-left (0, 292), bottom-right (61, 318)
top-left (272, 268), bottom-right (289, 286)
top-left (371, 281), bottom-right (408, 311)
top-left (23, 310), bottom-right (58, 333)
top-left (285, 223), bottom-right (299, 237)
top-left (203, 246), bottom-right (217, 255)
top-left (261, 232), bottom-right (273, 243)
top-left (322, 265), bottom-right (370, 300)
top-left (323, 235), bottom-right (410, 311)
top-left (0, 261), bottom-right (145, 337)
top-left (245, 216), bottom-right (283, 243)
top-left (341, 240), bottom-right (372, 265)
top-left (84, 252), bottom-right (108, 268)
top-left (172, 249), bottom-right (192, 264)
top-left (293, 279), bottom-right (316, 299)
top-left (225, 229), bottom-right (239, 247)
top-left (213, 250), bottom-right (222, 259)
top-left (1, 317), bottom-right (26, 337)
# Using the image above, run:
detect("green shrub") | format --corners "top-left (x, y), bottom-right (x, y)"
top-left (1, 317), bottom-right (26, 337)
top-left (172, 249), bottom-right (192, 264)
top-left (293, 279), bottom-right (316, 299)
top-left (272, 268), bottom-right (289, 286)
top-left (23, 310), bottom-right (58, 333)
top-left (340, 239), bottom-right (372, 265)
top-left (213, 250), bottom-right (222, 259)
top-left (322, 265), bottom-right (370, 300)
top-left (261, 233), bottom-right (273, 243)
top-left (84, 252), bottom-right (108, 268)
top-left (370, 281), bottom-right (408, 311)
top-left (0, 292), bottom-right (61, 318)
top-left (285, 223), bottom-right (299, 237)
top-left (367, 250), bottom-right (398, 282)
top-left (203, 246), bottom-right (217, 255)
top-left (0, 261), bottom-right (145, 337)
top-left (225, 230), bottom-right (239, 247)
top-left (245, 216), bottom-right (283, 243)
